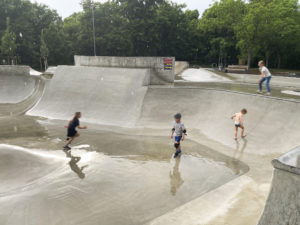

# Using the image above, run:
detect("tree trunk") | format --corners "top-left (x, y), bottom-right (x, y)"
top-left (277, 53), bottom-right (281, 69)
top-left (266, 53), bottom-right (269, 67)
top-left (44, 58), bottom-right (48, 71)
top-left (247, 47), bottom-right (252, 69)
top-left (40, 57), bottom-right (43, 71)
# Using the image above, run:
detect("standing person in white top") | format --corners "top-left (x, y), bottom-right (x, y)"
top-left (257, 60), bottom-right (272, 95)
top-left (171, 113), bottom-right (187, 158)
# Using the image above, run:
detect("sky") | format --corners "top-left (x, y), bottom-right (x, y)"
top-left (30, 0), bottom-right (214, 18)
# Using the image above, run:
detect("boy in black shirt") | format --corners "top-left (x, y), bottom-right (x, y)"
top-left (64, 112), bottom-right (87, 150)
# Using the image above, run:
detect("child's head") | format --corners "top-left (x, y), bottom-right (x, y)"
top-left (174, 113), bottom-right (182, 123)
top-left (74, 112), bottom-right (82, 118)
top-left (241, 108), bottom-right (247, 115)
top-left (258, 60), bottom-right (264, 67)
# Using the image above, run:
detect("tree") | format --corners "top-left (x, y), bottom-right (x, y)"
top-left (199, 0), bottom-right (245, 66)
top-left (1, 17), bottom-right (17, 64)
top-left (258, 0), bottom-right (300, 68)
top-left (0, 0), bottom-right (299, 69)
top-left (40, 29), bottom-right (49, 71)
top-left (234, 1), bottom-right (265, 68)
top-left (235, 0), bottom-right (300, 68)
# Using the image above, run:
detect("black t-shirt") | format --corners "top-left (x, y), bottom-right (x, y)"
top-left (68, 118), bottom-right (79, 131)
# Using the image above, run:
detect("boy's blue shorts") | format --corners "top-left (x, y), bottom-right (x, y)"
top-left (175, 136), bottom-right (182, 143)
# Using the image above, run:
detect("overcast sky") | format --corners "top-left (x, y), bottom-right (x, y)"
top-left (30, 0), bottom-right (214, 18)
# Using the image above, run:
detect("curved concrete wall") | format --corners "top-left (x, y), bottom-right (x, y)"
top-left (74, 55), bottom-right (175, 85)
top-left (28, 66), bottom-right (150, 127)
top-left (174, 61), bottom-right (189, 75)
top-left (0, 65), bottom-right (30, 76)
top-left (0, 66), bottom-right (35, 104)
top-left (258, 147), bottom-right (300, 225)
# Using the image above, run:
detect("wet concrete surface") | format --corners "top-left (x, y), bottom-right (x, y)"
top-left (0, 116), bottom-right (248, 225)
top-left (174, 81), bottom-right (300, 101)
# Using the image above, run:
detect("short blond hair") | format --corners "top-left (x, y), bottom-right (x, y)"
top-left (259, 60), bottom-right (264, 65)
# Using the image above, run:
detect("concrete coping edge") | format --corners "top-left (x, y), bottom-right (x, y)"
top-left (272, 146), bottom-right (300, 175)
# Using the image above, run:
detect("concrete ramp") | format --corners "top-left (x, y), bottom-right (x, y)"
top-left (138, 88), bottom-right (300, 155)
top-left (258, 147), bottom-right (300, 225)
top-left (28, 66), bottom-right (150, 127)
top-left (0, 66), bottom-right (45, 117)
top-left (0, 67), bottom-right (35, 104)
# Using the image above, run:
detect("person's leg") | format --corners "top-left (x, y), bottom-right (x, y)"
top-left (234, 126), bottom-right (238, 140)
top-left (66, 137), bottom-right (73, 146)
top-left (241, 125), bottom-right (245, 137)
top-left (65, 133), bottom-right (79, 147)
top-left (174, 136), bottom-right (182, 157)
top-left (259, 77), bottom-right (266, 92)
top-left (174, 143), bottom-right (182, 157)
top-left (266, 77), bottom-right (271, 93)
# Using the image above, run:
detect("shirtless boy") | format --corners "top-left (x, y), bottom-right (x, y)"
top-left (231, 108), bottom-right (247, 140)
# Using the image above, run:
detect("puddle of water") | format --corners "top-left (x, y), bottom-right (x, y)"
top-left (0, 117), bottom-right (248, 225)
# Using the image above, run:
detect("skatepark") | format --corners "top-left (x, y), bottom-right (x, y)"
top-left (0, 57), bottom-right (299, 225)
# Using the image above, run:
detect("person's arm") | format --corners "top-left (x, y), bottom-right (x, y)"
top-left (171, 126), bottom-right (175, 139)
top-left (231, 114), bottom-right (236, 120)
top-left (259, 68), bottom-right (265, 82)
top-left (76, 119), bottom-right (87, 129)
top-left (181, 124), bottom-right (186, 141)
top-left (64, 120), bottom-right (72, 128)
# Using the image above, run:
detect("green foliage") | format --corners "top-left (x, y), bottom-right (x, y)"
top-left (40, 30), bottom-right (48, 59)
top-left (235, 0), bottom-right (300, 68)
top-left (199, 0), bottom-right (246, 65)
top-left (0, 0), bottom-right (300, 69)
top-left (1, 17), bottom-right (17, 64)
top-left (0, 0), bottom-right (72, 68)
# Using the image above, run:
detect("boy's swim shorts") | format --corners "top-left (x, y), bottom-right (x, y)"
top-left (175, 136), bottom-right (182, 143)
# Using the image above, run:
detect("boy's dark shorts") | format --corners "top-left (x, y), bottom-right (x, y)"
top-left (175, 136), bottom-right (182, 143)
top-left (67, 129), bottom-right (77, 138)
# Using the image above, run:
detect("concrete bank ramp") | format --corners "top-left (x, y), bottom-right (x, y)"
top-left (0, 66), bottom-right (35, 104)
top-left (258, 147), bottom-right (300, 225)
top-left (138, 88), bottom-right (300, 155)
top-left (174, 61), bottom-right (189, 75)
top-left (28, 66), bottom-right (150, 127)
top-left (0, 66), bottom-right (45, 117)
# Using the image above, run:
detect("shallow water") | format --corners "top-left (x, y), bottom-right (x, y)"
top-left (0, 116), bottom-right (248, 225)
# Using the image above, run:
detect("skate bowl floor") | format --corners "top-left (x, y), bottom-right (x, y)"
top-left (0, 117), bottom-right (248, 225)
top-left (1, 66), bottom-right (300, 225)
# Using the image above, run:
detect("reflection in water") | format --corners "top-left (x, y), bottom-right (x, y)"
top-left (64, 150), bottom-right (88, 179)
top-left (234, 138), bottom-right (248, 160)
top-left (226, 138), bottom-right (248, 175)
top-left (169, 157), bottom-right (184, 196)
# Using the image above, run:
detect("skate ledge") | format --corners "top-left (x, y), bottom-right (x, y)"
top-left (272, 146), bottom-right (300, 175)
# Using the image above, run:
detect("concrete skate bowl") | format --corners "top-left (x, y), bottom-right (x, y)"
top-left (0, 69), bottom-right (45, 117)
top-left (1, 64), bottom-right (300, 225)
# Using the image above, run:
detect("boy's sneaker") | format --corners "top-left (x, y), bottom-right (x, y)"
top-left (256, 90), bottom-right (262, 94)
top-left (63, 145), bottom-right (71, 150)
top-left (174, 150), bottom-right (182, 158)
top-left (266, 92), bottom-right (271, 96)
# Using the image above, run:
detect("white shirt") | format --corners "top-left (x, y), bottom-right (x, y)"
top-left (173, 122), bottom-right (185, 137)
top-left (261, 66), bottom-right (272, 77)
